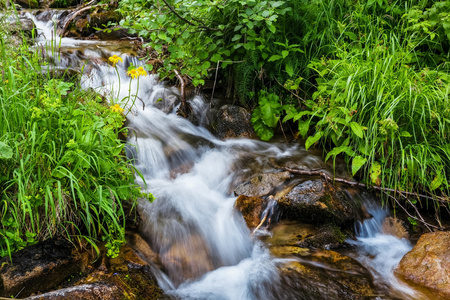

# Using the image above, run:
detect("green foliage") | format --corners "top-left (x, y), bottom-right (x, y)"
top-left (251, 91), bottom-right (283, 141)
top-left (118, 0), bottom-right (450, 208)
top-left (0, 22), bottom-right (146, 258)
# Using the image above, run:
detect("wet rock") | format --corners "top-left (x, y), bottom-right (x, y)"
top-left (382, 217), bottom-right (409, 239)
top-left (160, 234), bottom-right (214, 286)
top-left (210, 105), bottom-right (256, 140)
top-left (234, 195), bottom-right (267, 229)
top-left (65, 10), bottom-right (122, 38)
top-left (27, 242), bottom-right (166, 299)
top-left (26, 283), bottom-right (123, 300)
top-left (14, 0), bottom-right (39, 8)
top-left (277, 179), bottom-right (359, 226)
top-left (264, 221), bottom-right (346, 253)
top-left (395, 231), bottom-right (450, 299)
top-left (7, 15), bottom-right (36, 43)
top-left (275, 250), bottom-right (376, 300)
top-left (126, 231), bottom-right (162, 268)
top-left (0, 238), bottom-right (87, 298)
top-left (234, 171), bottom-right (291, 198)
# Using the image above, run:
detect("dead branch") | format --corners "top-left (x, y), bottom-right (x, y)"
top-left (174, 69), bottom-right (189, 117)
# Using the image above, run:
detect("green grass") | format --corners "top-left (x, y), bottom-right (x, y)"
top-left (0, 11), bottom-right (146, 259)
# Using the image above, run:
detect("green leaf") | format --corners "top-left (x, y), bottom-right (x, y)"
top-left (400, 131), bottom-right (412, 137)
top-left (268, 55), bottom-right (283, 62)
top-left (252, 108), bottom-right (274, 141)
top-left (285, 64), bottom-right (294, 77)
top-left (325, 145), bottom-right (355, 161)
top-left (305, 131), bottom-right (323, 150)
top-left (167, 27), bottom-right (176, 35)
top-left (430, 171), bottom-right (444, 191)
top-left (0, 141), bottom-right (13, 159)
top-left (352, 155), bottom-right (367, 176)
top-left (298, 119), bottom-right (310, 137)
top-left (259, 93), bottom-right (281, 128)
top-left (281, 50), bottom-right (289, 58)
top-left (268, 24), bottom-right (276, 33)
top-left (370, 162), bottom-right (382, 185)
top-left (350, 122), bottom-right (364, 139)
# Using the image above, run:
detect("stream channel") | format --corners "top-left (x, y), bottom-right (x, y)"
top-left (23, 7), bottom-right (433, 300)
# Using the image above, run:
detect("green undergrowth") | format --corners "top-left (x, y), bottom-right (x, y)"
top-left (0, 13), bottom-right (147, 259)
top-left (117, 0), bottom-right (450, 218)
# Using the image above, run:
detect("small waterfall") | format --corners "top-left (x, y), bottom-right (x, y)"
top-left (348, 200), bottom-right (422, 299)
top-left (25, 8), bottom-right (430, 299)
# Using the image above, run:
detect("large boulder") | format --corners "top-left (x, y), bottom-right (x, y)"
top-left (395, 231), bottom-right (450, 298)
top-left (210, 105), bottom-right (256, 140)
top-left (277, 179), bottom-right (360, 226)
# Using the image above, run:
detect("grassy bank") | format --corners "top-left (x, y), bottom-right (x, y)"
top-left (0, 11), bottom-right (144, 258)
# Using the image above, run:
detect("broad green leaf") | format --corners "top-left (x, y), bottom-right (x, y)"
top-left (281, 50), bottom-right (289, 58)
top-left (305, 131), bottom-right (323, 150)
top-left (298, 119), bottom-right (310, 137)
top-left (352, 155), bottom-right (367, 176)
top-left (268, 24), bottom-right (276, 33)
top-left (400, 131), bottom-right (411, 137)
top-left (259, 95), bottom-right (281, 128)
top-left (350, 122), bottom-right (364, 139)
top-left (430, 171), bottom-right (444, 191)
top-left (325, 145), bottom-right (354, 161)
top-left (268, 55), bottom-right (283, 62)
top-left (252, 108), bottom-right (274, 141)
top-left (0, 141), bottom-right (13, 159)
top-left (285, 64), bottom-right (294, 77)
top-left (370, 162), bottom-right (382, 185)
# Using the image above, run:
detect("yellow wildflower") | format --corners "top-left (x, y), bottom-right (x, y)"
top-left (137, 66), bottom-right (148, 77)
top-left (126, 68), bottom-right (139, 79)
top-left (109, 55), bottom-right (123, 66)
top-left (110, 104), bottom-right (124, 114)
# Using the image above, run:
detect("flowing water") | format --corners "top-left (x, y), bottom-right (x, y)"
top-left (25, 9), bottom-right (429, 299)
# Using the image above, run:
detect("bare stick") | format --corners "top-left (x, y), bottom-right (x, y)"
top-left (174, 69), bottom-right (188, 117)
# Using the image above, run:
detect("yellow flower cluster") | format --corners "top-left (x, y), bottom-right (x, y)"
top-left (110, 104), bottom-right (124, 114)
top-left (108, 55), bottom-right (123, 66)
top-left (127, 66), bottom-right (148, 79)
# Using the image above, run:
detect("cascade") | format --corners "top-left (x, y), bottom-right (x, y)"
top-left (23, 8), bottom-right (428, 299)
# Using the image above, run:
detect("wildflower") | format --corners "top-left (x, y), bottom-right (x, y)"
top-left (137, 66), bottom-right (148, 77)
top-left (126, 68), bottom-right (139, 79)
top-left (109, 55), bottom-right (123, 66)
top-left (110, 104), bottom-right (124, 114)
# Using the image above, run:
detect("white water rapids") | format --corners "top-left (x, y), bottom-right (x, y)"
top-left (26, 9), bottom-right (429, 299)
